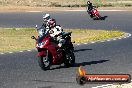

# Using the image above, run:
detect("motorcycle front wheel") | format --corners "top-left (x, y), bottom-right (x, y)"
top-left (93, 14), bottom-right (101, 20)
top-left (38, 50), bottom-right (51, 70)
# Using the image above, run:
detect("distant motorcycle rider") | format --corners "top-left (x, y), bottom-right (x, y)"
top-left (87, 1), bottom-right (95, 18)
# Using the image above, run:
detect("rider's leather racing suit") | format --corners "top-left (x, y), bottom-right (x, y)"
top-left (50, 25), bottom-right (65, 48)
top-left (87, 2), bottom-right (95, 18)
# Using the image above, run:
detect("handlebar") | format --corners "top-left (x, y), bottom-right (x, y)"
top-left (31, 36), bottom-right (37, 41)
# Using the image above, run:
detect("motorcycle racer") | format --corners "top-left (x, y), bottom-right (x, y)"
top-left (48, 19), bottom-right (65, 48)
top-left (42, 14), bottom-right (51, 28)
top-left (87, 1), bottom-right (94, 12)
top-left (87, 1), bottom-right (95, 18)
top-left (37, 14), bottom-right (56, 43)
top-left (32, 14), bottom-right (75, 70)
top-left (32, 25), bottom-right (75, 70)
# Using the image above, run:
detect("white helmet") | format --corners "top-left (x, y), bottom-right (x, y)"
top-left (43, 14), bottom-right (50, 20)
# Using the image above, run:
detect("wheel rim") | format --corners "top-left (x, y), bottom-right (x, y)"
top-left (66, 54), bottom-right (72, 64)
top-left (43, 50), bottom-right (50, 67)
top-left (43, 57), bottom-right (49, 67)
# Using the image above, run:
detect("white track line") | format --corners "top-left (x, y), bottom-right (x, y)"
top-left (113, 39), bottom-right (117, 40)
top-left (77, 44), bottom-right (80, 46)
top-left (26, 10), bottom-right (131, 13)
top-left (107, 40), bottom-right (111, 41)
top-left (27, 11), bottom-right (42, 12)
top-left (92, 84), bottom-right (114, 88)
top-left (19, 51), bottom-right (23, 52)
top-left (118, 38), bottom-right (122, 39)
top-left (64, 10), bottom-right (130, 12)
top-left (0, 53), bottom-right (4, 55)
top-left (92, 80), bottom-right (132, 88)
top-left (99, 10), bottom-right (130, 12)
top-left (27, 50), bottom-right (31, 52)
top-left (100, 41), bottom-right (105, 42)
top-left (9, 52), bottom-right (13, 54)
top-left (76, 33), bottom-right (131, 46)
top-left (84, 43), bottom-right (88, 45)
top-left (91, 42), bottom-right (95, 44)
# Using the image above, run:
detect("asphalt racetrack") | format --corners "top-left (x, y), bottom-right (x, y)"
top-left (0, 11), bottom-right (132, 88)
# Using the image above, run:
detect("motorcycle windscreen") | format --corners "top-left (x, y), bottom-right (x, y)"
top-left (38, 28), bottom-right (45, 37)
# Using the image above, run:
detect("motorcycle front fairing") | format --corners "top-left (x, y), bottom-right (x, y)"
top-left (36, 42), bottom-right (48, 57)
top-left (36, 37), bottom-right (60, 64)
top-left (92, 9), bottom-right (99, 15)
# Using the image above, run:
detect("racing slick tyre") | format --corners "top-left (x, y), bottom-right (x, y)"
top-left (64, 51), bottom-right (75, 67)
top-left (38, 50), bottom-right (51, 71)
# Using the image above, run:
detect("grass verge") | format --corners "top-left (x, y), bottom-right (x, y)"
top-left (0, 28), bottom-right (124, 53)
top-left (0, 0), bottom-right (132, 7)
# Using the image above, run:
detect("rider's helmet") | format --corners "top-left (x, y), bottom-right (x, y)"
top-left (43, 14), bottom-right (50, 22)
top-left (87, 1), bottom-right (91, 5)
top-left (48, 19), bottom-right (56, 28)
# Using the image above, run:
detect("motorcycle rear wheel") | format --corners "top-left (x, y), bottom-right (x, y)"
top-left (64, 51), bottom-right (75, 67)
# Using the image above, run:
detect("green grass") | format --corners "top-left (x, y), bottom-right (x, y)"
top-left (0, 0), bottom-right (132, 7)
top-left (65, 29), bottom-right (124, 43)
top-left (0, 28), bottom-right (124, 53)
top-left (0, 28), bottom-right (37, 52)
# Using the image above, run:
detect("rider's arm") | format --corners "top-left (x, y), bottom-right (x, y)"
top-left (55, 25), bottom-right (63, 34)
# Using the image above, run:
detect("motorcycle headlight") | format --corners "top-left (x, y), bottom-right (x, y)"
top-left (37, 40), bottom-right (48, 48)
top-left (38, 42), bottom-right (45, 48)
top-left (41, 42), bottom-right (46, 45)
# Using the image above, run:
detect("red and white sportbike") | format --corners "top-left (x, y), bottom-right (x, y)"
top-left (31, 26), bottom-right (75, 70)
top-left (88, 7), bottom-right (102, 20)
top-left (91, 8), bottom-right (102, 20)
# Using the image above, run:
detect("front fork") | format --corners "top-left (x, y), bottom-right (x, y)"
top-left (37, 50), bottom-right (47, 57)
